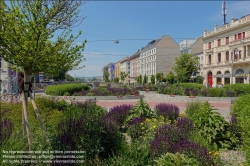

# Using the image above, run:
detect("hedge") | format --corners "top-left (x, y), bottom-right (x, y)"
top-left (223, 84), bottom-right (250, 95)
top-left (45, 84), bottom-right (90, 96)
top-left (172, 83), bottom-right (205, 89)
top-left (232, 94), bottom-right (250, 164)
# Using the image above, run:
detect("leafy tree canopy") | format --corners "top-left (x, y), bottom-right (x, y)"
top-left (172, 53), bottom-right (200, 83)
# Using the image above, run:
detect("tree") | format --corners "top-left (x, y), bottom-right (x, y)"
top-left (65, 74), bottom-right (74, 81)
top-left (172, 54), bottom-right (200, 83)
top-left (104, 71), bottom-right (110, 82)
top-left (0, 0), bottom-right (86, 149)
top-left (151, 74), bottom-right (155, 84)
top-left (113, 77), bottom-right (119, 83)
top-left (166, 71), bottom-right (175, 85)
top-left (156, 72), bottom-right (163, 83)
top-left (136, 75), bottom-right (142, 85)
top-left (120, 71), bottom-right (128, 83)
top-left (143, 74), bottom-right (147, 84)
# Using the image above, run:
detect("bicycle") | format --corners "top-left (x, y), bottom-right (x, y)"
top-left (1, 93), bottom-right (21, 102)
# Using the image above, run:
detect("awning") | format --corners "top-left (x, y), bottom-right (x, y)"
top-left (214, 74), bottom-right (223, 78)
top-left (224, 74), bottom-right (231, 78)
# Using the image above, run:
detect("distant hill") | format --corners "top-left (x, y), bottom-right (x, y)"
top-left (75, 76), bottom-right (102, 80)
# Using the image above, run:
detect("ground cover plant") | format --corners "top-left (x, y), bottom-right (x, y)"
top-left (45, 83), bottom-right (90, 96)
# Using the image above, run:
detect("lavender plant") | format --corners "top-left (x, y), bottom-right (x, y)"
top-left (154, 103), bottom-right (179, 121)
top-left (106, 104), bottom-right (133, 125)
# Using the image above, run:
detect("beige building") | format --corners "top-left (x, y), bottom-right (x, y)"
top-left (120, 57), bottom-right (130, 84)
top-left (130, 50), bottom-right (140, 84)
top-left (140, 35), bottom-right (180, 83)
top-left (191, 37), bottom-right (204, 78)
top-left (115, 61), bottom-right (121, 80)
top-left (203, 14), bottom-right (250, 87)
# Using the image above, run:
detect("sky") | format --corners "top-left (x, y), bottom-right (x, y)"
top-left (62, 1), bottom-right (250, 77)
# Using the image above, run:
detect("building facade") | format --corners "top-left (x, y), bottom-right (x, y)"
top-left (115, 61), bottom-right (121, 80)
top-left (190, 37), bottom-right (204, 78)
top-left (0, 58), bottom-right (18, 94)
top-left (203, 15), bottom-right (250, 87)
top-left (140, 35), bottom-right (180, 83)
top-left (129, 50), bottom-right (140, 84)
top-left (120, 57), bottom-right (130, 84)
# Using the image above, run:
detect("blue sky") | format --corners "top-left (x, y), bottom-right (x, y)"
top-left (26, 1), bottom-right (250, 77)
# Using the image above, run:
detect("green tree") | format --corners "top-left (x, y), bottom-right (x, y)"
top-left (113, 77), bottom-right (119, 83)
top-left (166, 71), bottom-right (175, 85)
top-left (143, 74), bottom-right (147, 84)
top-left (172, 53), bottom-right (200, 83)
top-left (156, 72), bottom-right (163, 83)
top-left (0, 0), bottom-right (86, 149)
top-left (120, 71), bottom-right (128, 83)
top-left (104, 71), bottom-right (110, 82)
top-left (136, 75), bottom-right (142, 85)
top-left (65, 74), bottom-right (74, 81)
top-left (151, 74), bottom-right (155, 84)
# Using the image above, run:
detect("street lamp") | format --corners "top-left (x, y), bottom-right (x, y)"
top-left (231, 48), bottom-right (238, 84)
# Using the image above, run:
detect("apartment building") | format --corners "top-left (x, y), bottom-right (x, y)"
top-left (129, 50), bottom-right (140, 84)
top-left (190, 37), bottom-right (204, 78)
top-left (115, 61), bottom-right (121, 80)
top-left (0, 57), bottom-right (18, 94)
top-left (140, 35), bottom-right (180, 83)
top-left (120, 57), bottom-right (130, 84)
top-left (203, 14), bottom-right (250, 87)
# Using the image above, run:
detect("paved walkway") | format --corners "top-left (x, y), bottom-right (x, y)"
top-left (90, 93), bottom-right (231, 121)
top-left (36, 92), bottom-right (232, 121)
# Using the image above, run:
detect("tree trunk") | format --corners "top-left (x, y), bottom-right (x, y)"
top-left (23, 71), bottom-right (32, 150)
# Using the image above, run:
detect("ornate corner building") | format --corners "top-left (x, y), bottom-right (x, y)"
top-left (203, 14), bottom-right (250, 87)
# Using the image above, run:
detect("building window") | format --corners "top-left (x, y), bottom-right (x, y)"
top-left (218, 53), bottom-right (221, 62)
top-left (226, 51), bottom-right (229, 61)
top-left (234, 34), bottom-right (237, 40)
top-left (243, 32), bottom-right (245, 39)
top-left (226, 37), bottom-right (229, 45)
top-left (208, 42), bottom-right (211, 49)
top-left (238, 33), bottom-right (241, 40)
top-left (239, 51), bottom-right (241, 59)
top-left (208, 55), bottom-right (211, 64)
top-left (218, 39), bottom-right (221, 47)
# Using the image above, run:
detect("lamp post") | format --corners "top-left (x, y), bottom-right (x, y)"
top-left (231, 48), bottom-right (238, 85)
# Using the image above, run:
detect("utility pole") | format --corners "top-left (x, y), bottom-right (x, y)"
top-left (222, 0), bottom-right (227, 25)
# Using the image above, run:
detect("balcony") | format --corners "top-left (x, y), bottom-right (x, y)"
top-left (204, 48), bottom-right (213, 53)
top-left (229, 37), bottom-right (250, 46)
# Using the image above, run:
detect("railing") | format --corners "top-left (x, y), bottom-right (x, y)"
top-left (204, 15), bottom-right (250, 37)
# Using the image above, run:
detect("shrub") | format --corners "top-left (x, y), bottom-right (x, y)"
top-left (86, 92), bottom-right (95, 96)
top-left (174, 138), bottom-right (213, 165)
top-left (127, 117), bottom-right (146, 139)
top-left (223, 84), bottom-right (250, 95)
top-left (154, 152), bottom-right (200, 166)
top-left (186, 101), bottom-right (238, 150)
top-left (100, 116), bottom-right (124, 158)
top-left (208, 88), bottom-right (225, 97)
top-left (45, 83), bottom-right (90, 96)
top-left (154, 103), bottom-right (179, 121)
top-left (106, 104), bottom-right (133, 126)
top-left (232, 94), bottom-right (250, 164)
top-left (172, 83), bottom-right (205, 90)
top-left (126, 96), bottom-right (156, 125)
top-left (0, 118), bottom-right (14, 146)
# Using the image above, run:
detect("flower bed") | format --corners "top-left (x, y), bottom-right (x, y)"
top-left (1, 96), bottom-right (245, 165)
